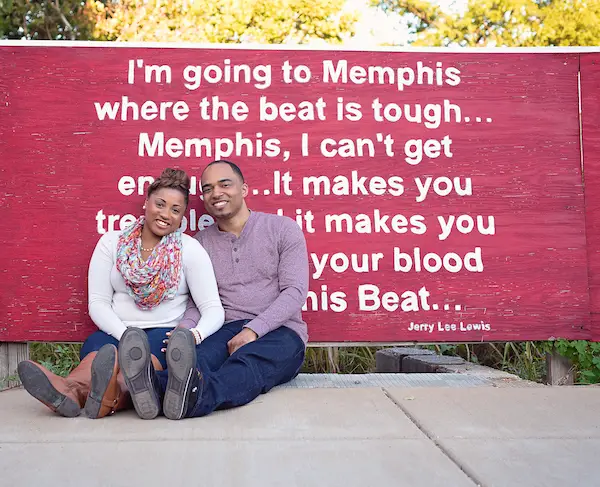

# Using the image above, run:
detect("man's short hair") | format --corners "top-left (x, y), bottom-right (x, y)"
top-left (204, 160), bottom-right (245, 183)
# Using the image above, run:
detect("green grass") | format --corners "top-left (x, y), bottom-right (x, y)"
top-left (301, 346), bottom-right (379, 374)
top-left (428, 342), bottom-right (547, 382)
top-left (29, 343), bottom-right (82, 377)
top-left (26, 340), bottom-right (600, 385)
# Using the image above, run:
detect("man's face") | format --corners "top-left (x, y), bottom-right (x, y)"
top-left (201, 163), bottom-right (248, 220)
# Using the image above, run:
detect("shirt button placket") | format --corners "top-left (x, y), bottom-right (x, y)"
top-left (232, 237), bottom-right (239, 264)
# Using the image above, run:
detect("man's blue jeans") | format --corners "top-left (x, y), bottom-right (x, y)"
top-left (157, 320), bottom-right (305, 418)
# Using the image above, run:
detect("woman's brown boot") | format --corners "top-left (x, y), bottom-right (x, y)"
top-left (84, 343), bottom-right (163, 419)
top-left (17, 353), bottom-right (95, 417)
top-left (84, 344), bottom-right (121, 418)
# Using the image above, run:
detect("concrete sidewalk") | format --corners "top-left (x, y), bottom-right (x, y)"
top-left (1, 374), bottom-right (599, 487)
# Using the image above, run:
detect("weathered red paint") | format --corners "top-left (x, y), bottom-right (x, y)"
top-left (581, 53), bottom-right (600, 342)
top-left (0, 45), bottom-right (594, 343)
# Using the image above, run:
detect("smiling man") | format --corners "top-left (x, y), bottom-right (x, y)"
top-left (145, 159), bottom-right (310, 420)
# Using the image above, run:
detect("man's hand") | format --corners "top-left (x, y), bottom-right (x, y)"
top-left (227, 328), bottom-right (258, 355)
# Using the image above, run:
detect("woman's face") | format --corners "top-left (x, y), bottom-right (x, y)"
top-left (144, 188), bottom-right (186, 238)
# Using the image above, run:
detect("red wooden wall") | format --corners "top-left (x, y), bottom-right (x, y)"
top-left (0, 44), bottom-right (597, 343)
top-left (581, 53), bottom-right (600, 342)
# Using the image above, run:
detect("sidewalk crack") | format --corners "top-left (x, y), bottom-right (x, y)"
top-left (382, 387), bottom-right (485, 487)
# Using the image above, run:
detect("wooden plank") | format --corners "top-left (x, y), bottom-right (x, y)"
top-left (0, 342), bottom-right (29, 390)
top-left (0, 45), bottom-right (592, 343)
top-left (581, 53), bottom-right (600, 342)
top-left (545, 350), bottom-right (575, 385)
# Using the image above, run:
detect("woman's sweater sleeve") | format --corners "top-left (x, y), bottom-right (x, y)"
top-left (88, 233), bottom-right (128, 340)
top-left (183, 238), bottom-right (225, 340)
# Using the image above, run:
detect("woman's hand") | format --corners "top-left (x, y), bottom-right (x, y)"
top-left (161, 325), bottom-right (185, 353)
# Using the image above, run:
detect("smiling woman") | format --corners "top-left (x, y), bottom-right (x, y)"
top-left (17, 168), bottom-right (225, 421)
top-left (139, 170), bottom-right (190, 254)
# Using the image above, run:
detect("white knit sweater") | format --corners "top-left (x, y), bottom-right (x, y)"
top-left (87, 231), bottom-right (224, 340)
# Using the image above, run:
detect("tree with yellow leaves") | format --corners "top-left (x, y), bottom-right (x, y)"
top-left (1, 0), bottom-right (357, 43)
top-left (371, 0), bottom-right (600, 46)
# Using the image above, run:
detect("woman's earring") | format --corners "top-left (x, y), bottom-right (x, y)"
top-left (143, 205), bottom-right (146, 210)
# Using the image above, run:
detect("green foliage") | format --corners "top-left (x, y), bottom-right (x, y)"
top-left (0, 0), bottom-right (94, 39)
top-left (92, 0), bottom-right (356, 43)
top-left (371, 0), bottom-right (600, 46)
top-left (25, 339), bottom-right (598, 384)
top-left (29, 342), bottom-right (82, 377)
top-left (0, 374), bottom-right (20, 390)
top-left (302, 346), bottom-right (378, 374)
top-left (495, 341), bottom-right (547, 382)
top-left (551, 339), bottom-right (600, 384)
top-left (426, 342), bottom-right (546, 381)
top-left (2, 0), bottom-right (357, 43)
top-left (427, 343), bottom-right (480, 364)
top-left (429, 340), bottom-right (600, 384)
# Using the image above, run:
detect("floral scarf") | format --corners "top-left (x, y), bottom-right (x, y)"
top-left (116, 217), bottom-right (183, 310)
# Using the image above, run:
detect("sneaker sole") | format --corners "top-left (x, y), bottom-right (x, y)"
top-left (84, 345), bottom-right (118, 419)
top-left (118, 328), bottom-right (160, 420)
top-left (164, 328), bottom-right (197, 420)
top-left (17, 361), bottom-right (81, 417)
